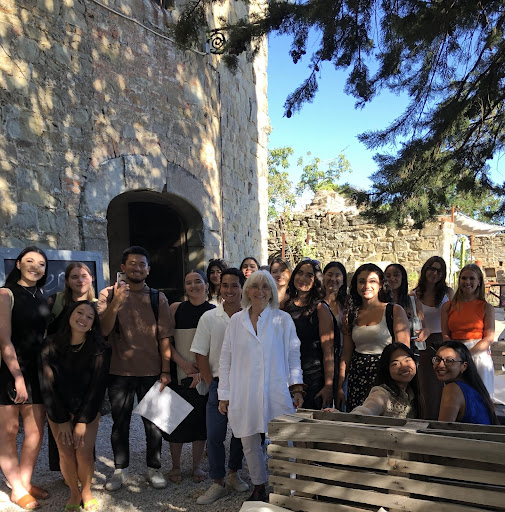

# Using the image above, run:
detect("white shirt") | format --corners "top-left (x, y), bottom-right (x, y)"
top-left (190, 303), bottom-right (231, 377)
top-left (218, 305), bottom-right (303, 438)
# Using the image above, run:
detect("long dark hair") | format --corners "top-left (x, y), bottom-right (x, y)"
top-left (437, 340), bottom-right (498, 424)
top-left (5, 246), bottom-right (49, 288)
top-left (323, 261), bottom-right (347, 308)
top-left (206, 259), bottom-right (228, 300)
top-left (285, 259), bottom-right (324, 315)
top-left (346, 263), bottom-right (392, 328)
top-left (374, 343), bottom-right (425, 419)
top-left (385, 263), bottom-right (412, 318)
top-left (51, 300), bottom-right (106, 355)
top-left (414, 256), bottom-right (450, 307)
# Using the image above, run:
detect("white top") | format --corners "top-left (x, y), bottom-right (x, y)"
top-left (421, 294), bottom-right (449, 334)
top-left (352, 308), bottom-right (392, 355)
top-left (218, 305), bottom-right (303, 438)
top-left (351, 385), bottom-right (416, 419)
top-left (190, 303), bottom-right (231, 377)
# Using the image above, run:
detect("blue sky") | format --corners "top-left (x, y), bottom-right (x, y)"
top-left (267, 34), bottom-right (505, 203)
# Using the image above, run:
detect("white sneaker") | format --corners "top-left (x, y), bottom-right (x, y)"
top-left (226, 472), bottom-right (249, 492)
top-left (146, 468), bottom-right (168, 489)
top-left (105, 468), bottom-right (126, 491)
top-left (196, 482), bottom-right (229, 504)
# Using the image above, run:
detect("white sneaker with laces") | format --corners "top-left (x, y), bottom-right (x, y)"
top-left (197, 482), bottom-right (229, 504)
top-left (106, 468), bottom-right (126, 491)
top-left (226, 472), bottom-right (249, 492)
top-left (146, 467), bottom-right (168, 489)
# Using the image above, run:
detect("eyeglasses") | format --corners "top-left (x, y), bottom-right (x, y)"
top-left (432, 356), bottom-right (463, 366)
top-left (426, 266), bottom-right (443, 274)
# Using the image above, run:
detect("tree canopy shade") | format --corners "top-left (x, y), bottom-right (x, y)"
top-left (174, 0), bottom-right (505, 226)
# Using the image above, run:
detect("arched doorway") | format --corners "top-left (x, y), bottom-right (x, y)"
top-left (107, 190), bottom-right (204, 303)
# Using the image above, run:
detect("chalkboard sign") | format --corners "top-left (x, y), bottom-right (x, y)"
top-left (0, 248), bottom-right (104, 297)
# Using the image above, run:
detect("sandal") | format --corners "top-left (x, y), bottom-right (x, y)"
top-left (29, 486), bottom-right (49, 500)
top-left (193, 467), bottom-right (207, 483)
top-left (168, 468), bottom-right (182, 484)
top-left (11, 494), bottom-right (39, 510)
top-left (83, 498), bottom-right (99, 511)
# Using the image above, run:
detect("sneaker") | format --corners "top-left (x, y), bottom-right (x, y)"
top-left (226, 472), bottom-right (249, 492)
top-left (146, 468), bottom-right (168, 489)
top-left (105, 469), bottom-right (126, 491)
top-left (196, 482), bottom-right (229, 504)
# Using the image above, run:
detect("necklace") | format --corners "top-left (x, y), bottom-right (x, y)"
top-left (19, 284), bottom-right (37, 298)
top-left (71, 339), bottom-right (87, 353)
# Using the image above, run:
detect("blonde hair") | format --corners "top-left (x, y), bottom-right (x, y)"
top-left (452, 263), bottom-right (485, 309)
top-left (241, 270), bottom-right (279, 309)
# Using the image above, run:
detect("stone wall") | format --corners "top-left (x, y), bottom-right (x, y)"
top-left (268, 192), bottom-right (455, 284)
top-left (0, 0), bottom-right (268, 281)
top-left (472, 233), bottom-right (505, 277)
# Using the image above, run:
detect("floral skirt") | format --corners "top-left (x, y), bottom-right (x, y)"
top-left (347, 352), bottom-right (381, 411)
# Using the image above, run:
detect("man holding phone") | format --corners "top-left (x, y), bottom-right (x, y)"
top-left (98, 246), bottom-right (174, 491)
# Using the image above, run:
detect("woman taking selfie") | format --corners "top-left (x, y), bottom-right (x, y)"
top-left (0, 247), bottom-right (51, 510)
top-left (39, 301), bottom-right (110, 511)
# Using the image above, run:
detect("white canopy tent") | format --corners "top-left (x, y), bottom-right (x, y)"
top-left (453, 211), bottom-right (505, 236)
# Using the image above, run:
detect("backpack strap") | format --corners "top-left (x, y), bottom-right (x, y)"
top-left (386, 302), bottom-right (395, 342)
top-left (150, 287), bottom-right (160, 322)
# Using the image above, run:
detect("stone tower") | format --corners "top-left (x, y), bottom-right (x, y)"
top-left (0, 0), bottom-right (269, 299)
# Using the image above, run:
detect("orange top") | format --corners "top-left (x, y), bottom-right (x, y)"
top-left (447, 299), bottom-right (486, 340)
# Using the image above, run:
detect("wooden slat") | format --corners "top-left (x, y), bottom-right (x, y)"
top-left (268, 458), bottom-right (505, 509)
top-left (267, 444), bottom-right (505, 487)
top-left (268, 420), bottom-right (505, 464)
top-left (269, 475), bottom-right (491, 512)
top-left (269, 493), bottom-right (372, 512)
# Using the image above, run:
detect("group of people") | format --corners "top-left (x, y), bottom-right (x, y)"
top-left (0, 246), bottom-right (499, 510)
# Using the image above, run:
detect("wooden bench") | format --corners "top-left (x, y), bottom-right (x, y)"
top-left (268, 410), bottom-right (505, 512)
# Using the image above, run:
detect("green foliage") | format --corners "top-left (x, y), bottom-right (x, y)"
top-left (268, 146), bottom-right (296, 220)
top-left (296, 152), bottom-right (351, 195)
top-left (173, 0), bottom-right (505, 226)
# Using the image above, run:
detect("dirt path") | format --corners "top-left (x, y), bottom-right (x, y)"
top-left (0, 413), bottom-right (250, 511)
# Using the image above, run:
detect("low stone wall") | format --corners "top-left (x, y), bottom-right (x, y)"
top-left (268, 194), bottom-right (454, 283)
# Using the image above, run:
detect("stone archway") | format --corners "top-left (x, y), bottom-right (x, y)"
top-left (81, 154), bottom-right (222, 293)
top-left (107, 190), bottom-right (204, 302)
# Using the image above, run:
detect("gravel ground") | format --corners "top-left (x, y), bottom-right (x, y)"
top-left (0, 412), bottom-right (255, 512)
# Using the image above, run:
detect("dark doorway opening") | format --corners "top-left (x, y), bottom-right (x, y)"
top-left (128, 202), bottom-right (186, 303)
top-left (107, 191), bottom-right (205, 304)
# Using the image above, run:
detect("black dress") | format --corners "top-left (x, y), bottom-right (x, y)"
top-left (164, 300), bottom-right (215, 443)
top-left (38, 336), bottom-right (111, 424)
top-left (284, 303), bottom-right (325, 410)
top-left (0, 284), bottom-right (50, 405)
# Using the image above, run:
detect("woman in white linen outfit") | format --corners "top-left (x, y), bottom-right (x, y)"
top-left (218, 270), bottom-right (304, 502)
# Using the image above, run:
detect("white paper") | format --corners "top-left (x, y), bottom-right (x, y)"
top-left (133, 382), bottom-right (193, 434)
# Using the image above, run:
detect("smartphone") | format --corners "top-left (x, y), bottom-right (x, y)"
top-left (116, 271), bottom-right (127, 286)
